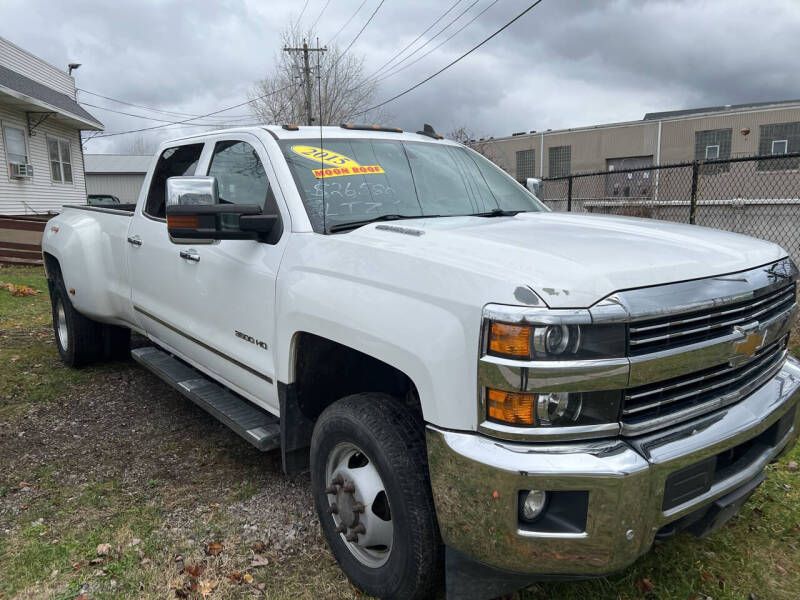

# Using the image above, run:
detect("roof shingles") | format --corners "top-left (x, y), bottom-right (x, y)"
top-left (0, 63), bottom-right (102, 128)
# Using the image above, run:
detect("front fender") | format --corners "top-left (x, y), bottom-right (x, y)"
top-left (275, 234), bottom-right (530, 430)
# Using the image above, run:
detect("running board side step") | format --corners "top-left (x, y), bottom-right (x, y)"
top-left (132, 346), bottom-right (280, 451)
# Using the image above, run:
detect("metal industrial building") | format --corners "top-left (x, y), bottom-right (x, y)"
top-left (481, 100), bottom-right (800, 181)
top-left (84, 154), bottom-right (151, 204)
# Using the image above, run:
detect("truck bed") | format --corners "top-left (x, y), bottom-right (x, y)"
top-left (65, 204), bottom-right (137, 215)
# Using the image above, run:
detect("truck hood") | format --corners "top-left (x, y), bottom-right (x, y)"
top-left (350, 212), bottom-right (787, 308)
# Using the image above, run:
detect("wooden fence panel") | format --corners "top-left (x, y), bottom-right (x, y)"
top-left (0, 216), bottom-right (46, 266)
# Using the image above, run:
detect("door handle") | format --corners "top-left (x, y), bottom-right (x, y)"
top-left (179, 249), bottom-right (200, 262)
top-left (127, 235), bottom-right (142, 247)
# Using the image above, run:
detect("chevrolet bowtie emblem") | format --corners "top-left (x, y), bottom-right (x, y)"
top-left (730, 324), bottom-right (766, 365)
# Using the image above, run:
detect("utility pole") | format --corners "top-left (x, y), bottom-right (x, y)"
top-left (283, 40), bottom-right (327, 126)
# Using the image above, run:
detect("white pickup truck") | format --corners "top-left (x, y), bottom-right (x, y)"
top-left (43, 124), bottom-right (799, 600)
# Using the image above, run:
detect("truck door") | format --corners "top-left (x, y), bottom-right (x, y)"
top-left (128, 142), bottom-right (206, 362)
top-left (146, 134), bottom-right (286, 413)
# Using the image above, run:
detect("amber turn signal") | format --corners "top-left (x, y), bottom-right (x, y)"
top-left (167, 215), bottom-right (201, 229)
top-left (489, 323), bottom-right (532, 358)
top-left (487, 388), bottom-right (536, 425)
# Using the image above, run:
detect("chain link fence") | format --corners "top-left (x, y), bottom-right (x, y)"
top-left (539, 153), bottom-right (800, 266)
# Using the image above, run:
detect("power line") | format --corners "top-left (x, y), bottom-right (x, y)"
top-left (356, 0), bottom-right (546, 115)
top-left (327, 0), bottom-right (368, 44)
top-left (90, 84), bottom-right (291, 139)
top-left (311, 0), bottom-right (333, 30)
top-left (79, 101), bottom-right (253, 125)
top-left (76, 88), bottom-right (254, 119)
top-left (370, 0), bottom-right (479, 84)
top-left (361, 0), bottom-right (464, 82)
top-left (376, 0), bottom-right (500, 83)
top-left (334, 0), bottom-right (386, 66)
top-left (295, 0), bottom-right (310, 29)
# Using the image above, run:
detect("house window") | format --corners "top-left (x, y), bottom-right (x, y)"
top-left (515, 149), bottom-right (535, 182)
top-left (3, 125), bottom-right (28, 165)
top-left (548, 145), bottom-right (571, 178)
top-left (694, 129), bottom-right (731, 173)
top-left (47, 136), bottom-right (73, 183)
top-left (758, 122), bottom-right (799, 171)
top-left (771, 139), bottom-right (788, 155)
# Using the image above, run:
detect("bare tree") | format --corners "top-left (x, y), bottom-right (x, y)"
top-left (447, 125), bottom-right (506, 169)
top-left (248, 27), bottom-right (388, 126)
top-left (118, 134), bottom-right (158, 155)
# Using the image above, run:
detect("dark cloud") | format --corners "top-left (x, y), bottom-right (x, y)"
top-left (3, 0), bottom-right (797, 152)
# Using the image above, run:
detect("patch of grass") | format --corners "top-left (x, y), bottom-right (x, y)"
top-left (0, 266), bottom-right (119, 418)
top-left (0, 264), bottom-right (51, 328)
top-left (0, 482), bottom-right (165, 599)
top-left (229, 479), bottom-right (261, 503)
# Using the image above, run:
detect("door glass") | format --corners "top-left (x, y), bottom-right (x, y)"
top-left (207, 141), bottom-right (270, 208)
top-left (145, 143), bottom-right (204, 218)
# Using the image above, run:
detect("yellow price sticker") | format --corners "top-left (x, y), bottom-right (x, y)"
top-left (291, 145), bottom-right (385, 178)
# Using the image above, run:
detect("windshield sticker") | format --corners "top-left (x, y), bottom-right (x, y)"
top-left (291, 145), bottom-right (385, 178)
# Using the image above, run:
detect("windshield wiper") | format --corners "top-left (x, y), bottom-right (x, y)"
top-left (327, 214), bottom-right (438, 233)
top-left (471, 208), bottom-right (525, 217)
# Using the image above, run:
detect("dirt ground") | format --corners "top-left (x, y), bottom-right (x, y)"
top-left (1, 265), bottom-right (800, 600)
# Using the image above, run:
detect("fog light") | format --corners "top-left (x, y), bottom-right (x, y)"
top-left (520, 490), bottom-right (547, 522)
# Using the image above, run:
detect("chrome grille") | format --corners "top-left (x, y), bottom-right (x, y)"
top-left (628, 283), bottom-right (796, 356)
top-left (623, 335), bottom-right (788, 426)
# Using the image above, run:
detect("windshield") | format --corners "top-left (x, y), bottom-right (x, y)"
top-left (278, 138), bottom-right (546, 232)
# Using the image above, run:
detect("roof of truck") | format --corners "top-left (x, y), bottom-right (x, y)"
top-left (164, 125), bottom-right (457, 146)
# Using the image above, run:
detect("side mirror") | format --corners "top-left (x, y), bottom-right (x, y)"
top-left (165, 176), bottom-right (278, 241)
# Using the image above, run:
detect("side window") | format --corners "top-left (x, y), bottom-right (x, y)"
top-left (145, 143), bottom-right (204, 219)
top-left (207, 140), bottom-right (270, 208)
top-left (207, 140), bottom-right (283, 243)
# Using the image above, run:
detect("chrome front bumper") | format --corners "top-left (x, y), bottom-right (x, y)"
top-left (427, 356), bottom-right (800, 576)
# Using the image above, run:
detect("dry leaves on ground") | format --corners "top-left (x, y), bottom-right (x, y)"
top-left (0, 281), bottom-right (39, 296)
top-left (205, 541), bottom-right (223, 556)
top-left (636, 577), bottom-right (655, 593)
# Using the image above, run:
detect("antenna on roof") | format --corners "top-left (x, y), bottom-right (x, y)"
top-left (416, 123), bottom-right (443, 140)
top-left (316, 37), bottom-right (326, 234)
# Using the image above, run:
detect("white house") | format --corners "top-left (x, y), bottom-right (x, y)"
top-left (0, 36), bottom-right (103, 215)
top-left (84, 154), bottom-right (152, 204)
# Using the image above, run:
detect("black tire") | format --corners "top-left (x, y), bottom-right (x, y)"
top-left (311, 393), bottom-right (442, 600)
top-left (49, 275), bottom-right (103, 368)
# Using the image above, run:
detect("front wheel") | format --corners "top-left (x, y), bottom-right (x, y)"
top-left (310, 393), bottom-right (442, 600)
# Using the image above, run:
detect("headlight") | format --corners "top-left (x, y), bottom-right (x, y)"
top-left (487, 321), bottom-right (625, 360)
top-left (486, 388), bottom-right (621, 427)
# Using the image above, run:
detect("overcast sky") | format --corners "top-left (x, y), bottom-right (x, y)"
top-left (4, 0), bottom-right (799, 153)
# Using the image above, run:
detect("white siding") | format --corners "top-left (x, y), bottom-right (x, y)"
top-left (0, 36), bottom-right (76, 98)
top-left (0, 104), bottom-right (87, 215)
top-left (86, 173), bottom-right (146, 204)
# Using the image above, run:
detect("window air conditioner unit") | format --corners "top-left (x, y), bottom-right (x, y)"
top-left (9, 163), bottom-right (34, 179)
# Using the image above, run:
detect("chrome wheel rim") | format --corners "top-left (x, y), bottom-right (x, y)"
top-left (324, 442), bottom-right (393, 568)
top-left (56, 298), bottom-right (69, 351)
